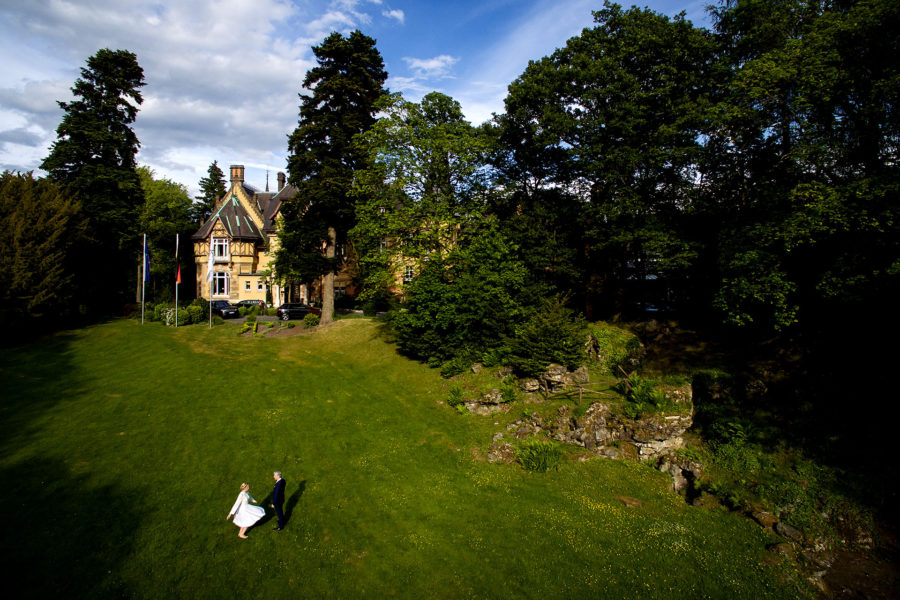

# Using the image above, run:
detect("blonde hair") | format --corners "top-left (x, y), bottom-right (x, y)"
top-left (240, 482), bottom-right (250, 491)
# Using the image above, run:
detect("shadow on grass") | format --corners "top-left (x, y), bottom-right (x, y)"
top-left (0, 331), bottom-right (80, 454)
top-left (0, 457), bottom-right (143, 598)
top-left (254, 480), bottom-right (306, 530)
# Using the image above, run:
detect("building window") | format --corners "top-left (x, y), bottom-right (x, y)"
top-left (403, 266), bottom-right (415, 284)
top-left (212, 271), bottom-right (229, 296)
top-left (245, 280), bottom-right (251, 291)
top-left (258, 280), bottom-right (265, 291)
top-left (334, 286), bottom-right (346, 298)
top-left (213, 237), bottom-right (229, 261)
top-left (379, 238), bottom-right (387, 253)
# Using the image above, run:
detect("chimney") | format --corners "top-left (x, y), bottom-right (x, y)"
top-left (230, 164), bottom-right (244, 185)
top-left (277, 172), bottom-right (286, 191)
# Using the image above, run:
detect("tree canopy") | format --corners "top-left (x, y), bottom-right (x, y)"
top-left (278, 30), bottom-right (387, 322)
top-left (40, 48), bottom-right (146, 310)
top-left (192, 160), bottom-right (226, 225)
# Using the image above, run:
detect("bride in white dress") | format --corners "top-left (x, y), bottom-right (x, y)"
top-left (226, 483), bottom-right (266, 538)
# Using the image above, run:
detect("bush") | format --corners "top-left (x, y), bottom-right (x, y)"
top-left (440, 356), bottom-right (471, 378)
top-left (286, 322), bottom-right (295, 329)
top-left (614, 373), bottom-right (675, 418)
top-left (187, 304), bottom-right (203, 324)
top-left (265, 321), bottom-right (274, 329)
top-left (447, 384), bottom-right (463, 407)
top-left (589, 322), bottom-right (644, 375)
top-left (389, 218), bottom-right (530, 365)
top-left (303, 313), bottom-right (320, 328)
top-left (240, 323), bottom-right (251, 335)
top-left (245, 314), bottom-right (257, 323)
top-left (190, 297), bottom-right (209, 314)
top-left (500, 382), bottom-right (518, 404)
top-left (238, 306), bottom-right (248, 316)
top-left (212, 315), bottom-right (224, 325)
top-left (508, 297), bottom-right (587, 378)
top-left (266, 308), bottom-right (277, 316)
top-left (516, 438), bottom-right (563, 472)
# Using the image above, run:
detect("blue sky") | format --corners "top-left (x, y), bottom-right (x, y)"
top-left (0, 0), bottom-right (711, 195)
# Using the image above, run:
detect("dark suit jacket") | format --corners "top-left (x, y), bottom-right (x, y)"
top-left (272, 477), bottom-right (286, 507)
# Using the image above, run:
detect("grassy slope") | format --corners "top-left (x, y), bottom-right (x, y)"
top-left (0, 319), bottom-right (797, 599)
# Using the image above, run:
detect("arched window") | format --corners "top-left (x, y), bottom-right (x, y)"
top-left (212, 271), bottom-right (229, 296)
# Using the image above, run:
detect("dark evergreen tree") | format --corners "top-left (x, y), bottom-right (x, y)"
top-left (279, 30), bottom-right (387, 323)
top-left (40, 48), bottom-right (146, 311)
top-left (0, 171), bottom-right (85, 331)
top-left (192, 160), bottom-right (226, 225)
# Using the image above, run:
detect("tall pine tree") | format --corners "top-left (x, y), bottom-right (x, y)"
top-left (279, 31), bottom-right (387, 323)
top-left (41, 48), bottom-right (145, 311)
top-left (192, 160), bottom-right (226, 225)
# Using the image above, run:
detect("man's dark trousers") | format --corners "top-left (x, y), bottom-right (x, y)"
top-left (273, 477), bottom-right (286, 529)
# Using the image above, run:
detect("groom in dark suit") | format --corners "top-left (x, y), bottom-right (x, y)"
top-left (271, 471), bottom-right (286, 530)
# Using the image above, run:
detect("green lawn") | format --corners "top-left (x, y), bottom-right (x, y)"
top-left (0, 319), bottom-right (798, 598)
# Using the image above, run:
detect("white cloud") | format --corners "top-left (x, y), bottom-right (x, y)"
top-left (402, 54), bottom-right (459, 79)
top-left (382, 9), bottom-right (404, 24)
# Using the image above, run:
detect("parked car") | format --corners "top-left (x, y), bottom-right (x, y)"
top-left (276, 303), bottom-right (321, 320)
top-left (210, 300), bottom-right (239, 319)
top-left (234, 299), bottom-right (266, 309)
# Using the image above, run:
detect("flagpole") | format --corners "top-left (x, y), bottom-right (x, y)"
top-left (175, 234), bottom-right (179, 328)
top-left (141, 233), bottom-right (146, 324)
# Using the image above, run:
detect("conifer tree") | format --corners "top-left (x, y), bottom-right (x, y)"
top-left (192, 160), bottom-right (226, 224)
top-left (41, 48), bottom-right (146, 311)
top-left (279, 31), bottom-right (387, 323)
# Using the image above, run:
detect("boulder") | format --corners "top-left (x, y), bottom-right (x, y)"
top-left (482, 389), bottom-right (502, 405)
top-left (519, 378), bottom-right (540, 393)
top-left (471, 363), bottom-right (483, 374)
top-left (775, 521), bottom-right (806, 544)
top-left (486, 441), bottom-right (515, 463)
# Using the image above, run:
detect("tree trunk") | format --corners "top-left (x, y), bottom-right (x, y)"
top-left (321, 226), bottom-right (336, 324)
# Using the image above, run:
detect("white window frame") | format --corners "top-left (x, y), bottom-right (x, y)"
top-left (258, 280), bottom-right (265, 291)
top-left (212, 271), bottom-right (229, 297)
top-left (403, 266), bottom-right (415, 284)
top-left (213, 237), bottom-right (229, 262)
top-left (245, 280), bottom-right (251, 291)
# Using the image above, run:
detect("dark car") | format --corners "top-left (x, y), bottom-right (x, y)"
top-left (211, 300), bottom-right (239, 319)
top-left (276, 303), bottom-right (321, 320)
top-left (234, 299), bottom-right (266, 309)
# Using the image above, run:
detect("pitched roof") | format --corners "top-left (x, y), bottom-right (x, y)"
top-left (191, 192), bottom-right (263, 241)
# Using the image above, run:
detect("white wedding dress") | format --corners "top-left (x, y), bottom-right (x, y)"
top-left (229, 491), bottom-right (266, 527)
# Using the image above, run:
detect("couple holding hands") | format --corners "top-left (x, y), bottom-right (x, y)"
top-left (226, 471), bottom-right (287, 538)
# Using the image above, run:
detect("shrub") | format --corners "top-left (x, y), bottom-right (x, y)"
top-left (390, 218), bottom-right (530, 365)
top-left (212, 316), bottom-right (224, 325)
top-left (265, 321), bottom-right (274, 329)
top-left (303, 313), bottom-right (320, 328)
top-left (238, 306), bottom-right (248, 316)
top-left (190, 297), bottom-right (209, 314)
top-left (589, 322), bottom-right (644, 375)
top-left (266, 308), bottom-right (277, 316)
top-left (174, 308), bottom-right (190, 327)
top-left (516, 438), bottom-right (563, 472)
top-left (508, 297), bottom-right (587, 378)
top-left (245, 314), bottom-right (257, 323)
top-left (615, 373), bottom-right (675, 418)
top-left (440, 356), bottom-right (471, 378)
top-left (240, 323), bottom-right (251, 335)
top-left (447, 384), bottom-right (463, 407)
top-left (286, 322), bottom-right (295, 329)
top-left (187, 305), bottom-right (203, 324)
top-left (500, 382), bottom-right (518, 404)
